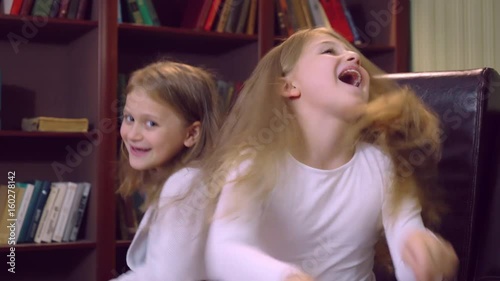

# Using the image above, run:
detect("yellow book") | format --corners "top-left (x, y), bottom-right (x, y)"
top-left (21, 117), bottom-right (89, 132)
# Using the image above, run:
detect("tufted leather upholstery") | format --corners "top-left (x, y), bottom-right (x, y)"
top-left (376, 68), bottom-right (500, 281)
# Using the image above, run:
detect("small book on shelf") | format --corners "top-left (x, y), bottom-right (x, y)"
top-left (21, 116), bottom-right (89, 132)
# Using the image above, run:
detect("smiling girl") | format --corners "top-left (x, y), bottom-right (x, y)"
top-left (202, 28), bottom-right (458, 281)
top-left (112, 60), bottom-right (222, 280)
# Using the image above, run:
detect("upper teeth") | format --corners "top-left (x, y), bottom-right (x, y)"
top-left (340, 69), bottom-right (362, 87)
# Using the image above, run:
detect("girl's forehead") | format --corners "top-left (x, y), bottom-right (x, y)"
top-left (307, 33), bottom-right (348, 49)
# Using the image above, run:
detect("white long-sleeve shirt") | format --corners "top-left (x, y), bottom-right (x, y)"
top-left (111, 167), bottom-right (208, 281)
top-left (206, 143), bottom-right (424, 281)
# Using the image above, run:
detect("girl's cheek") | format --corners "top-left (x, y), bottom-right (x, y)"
top-left (120, 124), bottom-right (128, 140)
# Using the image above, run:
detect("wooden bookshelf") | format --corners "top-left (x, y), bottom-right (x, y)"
top-left (0, 241), bottom-right (96, 252)
top-left (0, 15), bottom-right (97, 44)
top-left (0, 130), bottom-right (91, 138)
top-left (115, 240), bottom-right (131, 248)
top-left (0, 0), bottom-right (409, 280)
top-left (271, 0), bottom-right (410, 73)
top-left (119, 23), bottom-right (258, 54)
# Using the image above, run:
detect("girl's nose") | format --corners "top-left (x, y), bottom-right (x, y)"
top-left (128, 124), bottom-right (143, 141)
top-left (346, 51), bottom-right (360, 65)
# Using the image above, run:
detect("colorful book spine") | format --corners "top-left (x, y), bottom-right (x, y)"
top-left (143, 0), bottom-right (160, 26)
top-left (17, 181), bottom-right (42, 243)
top-left (32, 0), bottom-right (54, 17)
top-left (126, 0), bottom-right (143, 24)
top-left (25, 180), bottom-right (51, 243)
top-left (69, 183), bottom-right (91, 241)
top-left (136, 0), bottom-right (153, 26)
top-left (339, 0), bottom-right (362, 45)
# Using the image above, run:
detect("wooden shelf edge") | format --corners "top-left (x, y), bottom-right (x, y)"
top-left (0, 241), bottom-right (96, 252)
top-left (118, 23), bottom-right (258, 41)
top-left (0, 130), bottom-right (90, 138)
top-left (0, 14), bottom-right (98, 27)
top-left (116, 240), bottom-right (131, 248)
top-left (0, 15), bottom-right (97, 44)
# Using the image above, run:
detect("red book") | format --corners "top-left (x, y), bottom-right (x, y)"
top-left (57, 0), bottom-right (71, 18)
top-left (19, 0), bottom-right (34, 15)
top-left (203, 0), bottom-right (221, 31)
top-left (319, 0), bottom-right (354, 43)
top-left (76, 0), bottom-right (89, 19)
top-left (10, 0), bottom-right (24, 15)
top-left (181, 0), bottom-right (212, 29)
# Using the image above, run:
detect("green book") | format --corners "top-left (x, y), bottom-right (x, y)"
top-left (143, 0), bottom-right (160, 26)
top-left (32, 0), bottom-right (54, 17)
top-left (136, 0), bottom-right (153, 26)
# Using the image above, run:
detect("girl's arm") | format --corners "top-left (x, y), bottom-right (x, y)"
top-left (110, 168), bottom-right (206, 281)
top-left (382, 194), bottom-right (424, 281)
top-left (383, 194), bottom-right (458, 281)
top-left (205, 178), bottom-right (304, 281)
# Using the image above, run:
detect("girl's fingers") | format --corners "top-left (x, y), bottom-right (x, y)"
top-left (403, 230), bottom-right (458, 281)
top-left (438, 240), bottom-right (459, 279)
top-left (402, 233), bottom-right (434, 281)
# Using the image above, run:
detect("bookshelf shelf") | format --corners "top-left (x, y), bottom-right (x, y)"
top-left (119, 23), bottom-right (258, 54)
top-left (0, 241), bottom-right (96, 252)
top-left (116, 240), bottom-right (131, 248)
top-left (0, 15), bottom-right (97, 44)
top-left (0, 130), bottom-right (91, 138)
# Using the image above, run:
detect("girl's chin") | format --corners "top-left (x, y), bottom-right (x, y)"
top-left (129, 161), bottom-right (152, 171)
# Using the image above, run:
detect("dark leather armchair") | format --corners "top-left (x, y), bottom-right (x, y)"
top-left (377, 68), bottom-right (500, 281)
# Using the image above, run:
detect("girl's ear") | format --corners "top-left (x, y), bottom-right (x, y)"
top-left (184, 121), bottom-right (201, 148)
top-left (280, 77), bottom-right (301, 99)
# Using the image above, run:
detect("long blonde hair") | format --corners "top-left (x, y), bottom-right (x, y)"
top-left (117, 60), bottom-right (222, 208)
top-left (195, 27), bottom-right (443, 274)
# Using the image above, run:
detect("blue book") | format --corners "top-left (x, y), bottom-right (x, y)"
top-left (340, 0), bottom-right (363, 46)
top-left (25, 181), bottom-right (52, 243)
top-left (118, 0), bottom-right (122, 23)
top-left (17, 180), bottom-right (43, 243)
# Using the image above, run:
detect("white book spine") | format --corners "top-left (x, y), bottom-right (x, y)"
top-left (52, 182), bottom-right (77, 242)
top-left (62, 183), bottom-right (85, 242)
top-left (2, 0), bottom-right (14, 14)
top-left (34, 185), bottom-right (59, 243)
top-left (41, 183), bottom-right (67, 243)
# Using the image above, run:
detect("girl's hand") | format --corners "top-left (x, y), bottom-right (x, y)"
top-left (402, 229), bottom-right (458, 281)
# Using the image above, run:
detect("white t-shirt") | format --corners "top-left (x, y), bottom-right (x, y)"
top-left (111, 166), bottom-right (209, 281)
top-left (206, 142), bottom-right (425, 281)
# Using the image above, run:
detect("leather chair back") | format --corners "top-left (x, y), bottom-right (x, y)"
top-left (377, 68), bottom-right (500, 281)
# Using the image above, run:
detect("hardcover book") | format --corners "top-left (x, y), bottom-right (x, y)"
top-left (21, 116), bottom-right (89, 132)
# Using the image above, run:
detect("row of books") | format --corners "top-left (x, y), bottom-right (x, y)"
top-left (119, 0), bottom-right (160, 26)
top-left (1, 0), bottom-right (92, 20)
top-left (121, 0), bottom-right (259, 36)
top-left (0, 181), bottom-right (91, 245)
top-left (276, 0), bottom-right (363, 45)
top-left (180, 0), bottom-right (259, 35)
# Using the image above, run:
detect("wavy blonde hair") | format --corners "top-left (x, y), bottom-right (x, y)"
top-left (117, 60), bottom-right (222, 209)
top-left (197, 27), bottom-right (443, 275)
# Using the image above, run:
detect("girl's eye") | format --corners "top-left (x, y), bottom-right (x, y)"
top-left (146, 120), bottom-right (157, 128)
top-left (123, 114), bottom-right (134, 123)
top-left (321, 48), bottom-right (335, 55)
